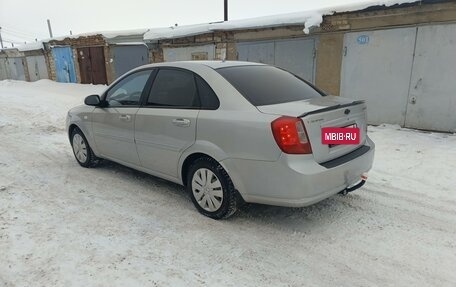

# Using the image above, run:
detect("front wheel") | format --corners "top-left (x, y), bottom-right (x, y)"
top-left (71, 128), bottom-right (100, 168)
top-left (187, 157), bottom-right (239, 219)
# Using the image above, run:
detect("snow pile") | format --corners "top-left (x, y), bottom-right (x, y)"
top-left (0, 80), bottom-right (105, 134)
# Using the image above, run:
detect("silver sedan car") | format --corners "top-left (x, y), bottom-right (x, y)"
top-left (66, 61), bottom-right (375, 219)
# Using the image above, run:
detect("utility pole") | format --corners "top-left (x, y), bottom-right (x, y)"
top-left (224, 0), bottom-right (228, 21)
top-left (0, 27), bottom-right (4, 49)
top-left (47, 19), bottom-right (53, 38)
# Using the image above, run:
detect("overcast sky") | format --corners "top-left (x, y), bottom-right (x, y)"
top-left (1, 0), bottom-right (377, 47)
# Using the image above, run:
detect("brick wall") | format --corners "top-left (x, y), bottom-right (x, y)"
top-left (44, 49), bottom-right (56, 81)
top-left (147, 43), bottom-right (163, 63)
top-left (148, 31), bottom-right (237, 61)
top-left (103, 45), bottom-right (114, 84)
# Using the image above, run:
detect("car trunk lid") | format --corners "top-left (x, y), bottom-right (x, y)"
top-left (257, 96), bottom-right (367, 163)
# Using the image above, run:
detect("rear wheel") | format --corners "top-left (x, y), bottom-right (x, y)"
top-left (71, 128), bottom-right (99, 168)
top-left (187, 157), bottom-right (239, 219)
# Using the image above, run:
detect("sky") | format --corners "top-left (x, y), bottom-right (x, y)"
top-left (0, 0), bottom-right (379, 47)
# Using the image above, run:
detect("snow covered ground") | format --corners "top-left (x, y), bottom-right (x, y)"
top-left (0, 80), bottom-right (455, 286)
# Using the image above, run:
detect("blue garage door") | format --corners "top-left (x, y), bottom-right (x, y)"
top-left (52, 47), bottom-right (76, 83)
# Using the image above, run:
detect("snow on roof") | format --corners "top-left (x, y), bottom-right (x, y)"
top-left (98, 29), bottom-right (150, 39)
top-left (0, 47), bottom-right (18, 52)
top-left (144, 0), bottom-right (418, 40)
top-left (112, 42), bottom-right (148, 46)
top-left (9, 29), bottom-right (148, 51)
top-left (16, 41), bottom-right (44, 52)
top-left (45, 28), bottom-right (149, 42)
top-left (145, 23), bottom-right (218, 41)
top-left (12, 0), bottom-right (420, 49)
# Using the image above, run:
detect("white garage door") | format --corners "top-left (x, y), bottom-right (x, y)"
top-left (26, 55), bottom-right (49, 81)
top-left (340, 28), bottom-right (417, 126)
top-left (0, 58), bottom-right (9, 80)
top-left (404, 24), bottom-right (456, 132)
top-left (341, 24), bottom-right (456, 132)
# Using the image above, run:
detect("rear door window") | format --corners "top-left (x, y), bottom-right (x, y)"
top-left (195, 76), bottom-right (219, 109)
top-left (147, 69), bottom-right (199, 108)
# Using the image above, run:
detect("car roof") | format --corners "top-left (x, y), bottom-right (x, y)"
top-left (139, 60), bottom-right (266, 70)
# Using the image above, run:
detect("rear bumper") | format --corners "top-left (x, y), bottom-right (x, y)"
top-left (221, 137), bottom-right (375, 207)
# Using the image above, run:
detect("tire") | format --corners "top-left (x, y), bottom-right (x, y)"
top-left (186, 157), bottom-right (239, 219)
top-left (71, 127), bottom-right (100, 168)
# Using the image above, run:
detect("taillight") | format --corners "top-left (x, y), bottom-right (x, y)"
top-left (271, 116), bottom-right (312, 154)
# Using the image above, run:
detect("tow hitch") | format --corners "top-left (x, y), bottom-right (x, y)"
top-left (339, 174), bottom-right (368, 196)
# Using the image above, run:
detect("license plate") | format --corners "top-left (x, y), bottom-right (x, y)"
top-left (321, 125), bottom-right (360, 146)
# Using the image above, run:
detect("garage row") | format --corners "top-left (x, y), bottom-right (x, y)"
top-left (0, 31), bottom-right (150, 85)
top-left (0, 0), bottom-right (455, 132)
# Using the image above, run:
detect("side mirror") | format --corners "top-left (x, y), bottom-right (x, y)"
top-left (84, 95), bottom-right (101, 106)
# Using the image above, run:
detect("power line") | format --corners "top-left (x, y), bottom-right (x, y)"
top-left (0, 21), bottom-right (46, 36)
top-left (0, 26), bottom-right (45, 46)
top-left (0, 23), bottom-right (48, 42)
top-left (2, 35), bottom-right (27, 42)
top-left (2, 29), bottom-right (36, 39)
top-left (1, 27), bottom-right (37, 37)
top-left (3, 38), bottom-right (25, 44)
top-left (2, 30), bottom-right (36, 41)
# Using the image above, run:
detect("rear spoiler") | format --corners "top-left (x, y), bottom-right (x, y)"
top-left (298, 100), bottom-right (365, 118)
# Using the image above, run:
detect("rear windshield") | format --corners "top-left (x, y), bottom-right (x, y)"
top-left (216, 65), bottom-right (323, 106)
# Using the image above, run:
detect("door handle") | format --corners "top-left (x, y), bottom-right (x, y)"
top-left (172, 118), bottom-right (191, 127)
top-left (414, 78), bottom-right (422, 90)
top-left (119, 114), bottom-right (131, 121)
